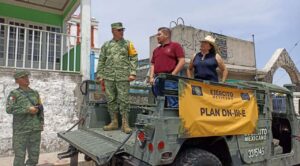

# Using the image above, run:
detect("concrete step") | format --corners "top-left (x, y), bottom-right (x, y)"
top-left (0, 152), bottom-right (95, 166)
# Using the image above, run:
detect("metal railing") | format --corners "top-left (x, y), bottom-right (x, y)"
top-left (0, 23), bottom-right (81, 72)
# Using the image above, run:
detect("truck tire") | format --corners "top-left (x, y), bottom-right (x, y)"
top-left (172, 148), bottom-right (222, 166)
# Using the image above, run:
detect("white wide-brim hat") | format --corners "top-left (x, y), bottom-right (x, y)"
top-left (201, 35), bottom-right (220, 54)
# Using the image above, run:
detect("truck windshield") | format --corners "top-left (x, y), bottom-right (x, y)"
top-left (272, 93), bottom-right (287, 113)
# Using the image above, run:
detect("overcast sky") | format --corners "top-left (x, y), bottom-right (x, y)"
top-left (90, 0), bottom-right (300, 86)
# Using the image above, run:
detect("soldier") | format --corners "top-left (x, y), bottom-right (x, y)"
top-left (97, 22), bottom-right (138, 134)
top-left (6, 70), bottom-right (44, 166)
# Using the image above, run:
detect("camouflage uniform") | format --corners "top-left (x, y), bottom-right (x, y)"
top-left (6, 71), bottom-right (44, 166)
top-left (97, 22), bottom-right (138, 133)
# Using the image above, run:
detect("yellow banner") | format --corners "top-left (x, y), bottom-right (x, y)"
top-left (178, 79), bottom-right (258, 137)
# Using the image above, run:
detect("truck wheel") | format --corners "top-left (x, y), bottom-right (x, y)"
top-left (173, 148), bottom-right (222, 166)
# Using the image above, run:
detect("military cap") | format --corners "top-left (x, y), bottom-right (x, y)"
top-left (111, 22), bottom-right (124, 29)
top-left (14, 70), bottom-right (30, 79)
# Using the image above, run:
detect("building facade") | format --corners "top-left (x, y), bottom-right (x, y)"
top-left (147, 24), bottom-right (300, 89)
top-left (148, 25), bottom-right (259, 82)
top-left (0, 0), bottom-right (96, 156)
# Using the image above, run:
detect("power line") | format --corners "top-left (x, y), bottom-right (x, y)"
top-left (290, 40), bottom-right (300, 66)
top-left (289, 40), bottom-right (300, 57)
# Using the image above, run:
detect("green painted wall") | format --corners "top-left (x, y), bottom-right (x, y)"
top-left (63, 0), bottom-right (79, 20)
top-left (0, 1), bottom-right (81, 72)
top-left (62, 45), bottom-right (81, 72)
top-left (0, 2), bottom-right (63, 26)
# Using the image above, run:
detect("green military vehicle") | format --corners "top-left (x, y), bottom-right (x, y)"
top-left (58, 74), bottom-right (300, 166)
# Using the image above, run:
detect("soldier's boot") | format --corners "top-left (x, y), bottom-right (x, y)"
top-left (103, 112), bottom-right (118, 131)
top-left (121, 113), bottom-right (132, 134)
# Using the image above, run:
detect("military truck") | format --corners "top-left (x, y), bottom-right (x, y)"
top-left (57, 74), bottom-right (300, 166)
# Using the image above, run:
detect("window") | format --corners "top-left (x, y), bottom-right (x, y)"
top-left (8, 21), bottom-right (25, 60)
top-left (1, 20), bottom-right (63, 70)
top-left (256, 91), bottom-right (266, 114)
top-left (0, 18), bottom-right (4, 58)
top-left (46, 26), bottom-right (61, 63)
top-left (272, 93), bottom-right (287, 113)
top-left (211, 33), bottom-right (228, 59)
top-left (27, 25), bottom-right (43, 61)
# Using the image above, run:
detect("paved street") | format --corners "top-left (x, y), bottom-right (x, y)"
top-left (0, 152), bottom-right (94, 166)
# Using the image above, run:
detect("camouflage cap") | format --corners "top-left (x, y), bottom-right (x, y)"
top-left (14, 70), bottom-right (30, 79)
top-left (111, 22), bottom-right (124, 29)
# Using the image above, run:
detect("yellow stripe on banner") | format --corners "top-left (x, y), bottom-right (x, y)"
top-left (178, 79), bottom-right (258, 138)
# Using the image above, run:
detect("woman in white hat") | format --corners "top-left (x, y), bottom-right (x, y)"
top-left (186, 35), bottom-right (228, 82)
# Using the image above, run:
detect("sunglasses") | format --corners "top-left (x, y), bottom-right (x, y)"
top-left (117, 29), bottom-right (125, 32)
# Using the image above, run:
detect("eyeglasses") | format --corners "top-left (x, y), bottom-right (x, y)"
top-left (117, 29), bottom-right (125, 32)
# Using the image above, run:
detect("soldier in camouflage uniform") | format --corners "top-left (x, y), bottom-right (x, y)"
top-left (6, 70), bottom-right (44, 166)
top-left (97, 22), bottom-right (138, 134)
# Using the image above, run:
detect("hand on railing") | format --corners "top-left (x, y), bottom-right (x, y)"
top-left (128, 75), bottom-right (136, 82)
top-left (149, 77), bottom-right (155, 85)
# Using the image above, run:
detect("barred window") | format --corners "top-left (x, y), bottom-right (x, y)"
top-left (0, 18), bottom-right (4, 59)
top-left (46, 26), bottom-right (61, 63)
top-left (8, 21), bottom-right (25, 60)
top-left (27, 25), bottom-right (43, 61)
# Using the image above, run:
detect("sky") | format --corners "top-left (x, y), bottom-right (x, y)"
top-left (90, 0), bottom-right (300, 86)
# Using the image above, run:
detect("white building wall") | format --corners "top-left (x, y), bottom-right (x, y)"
top-left (294, 92), bottom-right (300, 115)
top-left (69, 22), bottom-right (78, 46)
top-left (93, 26), bottom-right (99, 48)
top-left (67, 15), bottom-right (99, 49)
top-left (150, 25), bottom-right (255, 67)
top-left (0, 69), bottom-right (82, 156)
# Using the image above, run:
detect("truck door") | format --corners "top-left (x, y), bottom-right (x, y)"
top-left (237, 90), bottom-right (271, 163)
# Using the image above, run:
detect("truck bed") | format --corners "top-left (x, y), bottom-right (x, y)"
top-left (58, 127), bottom-right (136, 165)
top-left (87, 128), bottom-right (136, 149)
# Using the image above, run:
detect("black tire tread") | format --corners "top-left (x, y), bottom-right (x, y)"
top-left (173, 148), bottom-right (222, 166)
